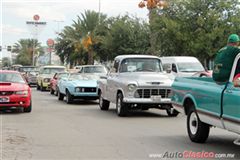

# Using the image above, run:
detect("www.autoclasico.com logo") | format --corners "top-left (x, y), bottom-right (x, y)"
top-left (149, 151), bottom-right (235, 159)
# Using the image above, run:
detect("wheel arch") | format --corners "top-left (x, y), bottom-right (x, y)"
top-left (117, 89), bottom-right (124, 97)
top-left (183, 95), bottom-right (197, 115)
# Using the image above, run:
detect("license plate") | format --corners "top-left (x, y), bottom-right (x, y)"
top-left (0, 97), bottom-right (10, 103)
top-left (151, 95), bottom-right (161, 102)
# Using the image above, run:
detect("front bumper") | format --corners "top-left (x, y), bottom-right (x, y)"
top-left (0, 95), bottom-right (31, 108)
top-left (123, 97), bottom-right (171, 104)
top-left (28, 81), bottom-right (37, 85)
top-left (72, 92), bottom-right (98, 99)
top-left (42, 82), bottom-right (50, 89)
top-left (172, 102), bottom-right (184, 114)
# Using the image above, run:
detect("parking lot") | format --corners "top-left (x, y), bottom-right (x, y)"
top-left (1, 89), bottom-right (239, 160)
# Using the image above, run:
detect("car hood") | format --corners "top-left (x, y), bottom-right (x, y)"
top-left (119, 72), bottom-right (174, 87)
top-left (0, 82), bottom-right (29, 91)
top-left (175, 72), bottom-right (197, 77)
top-left (68, 80), bottom-right (97, 87)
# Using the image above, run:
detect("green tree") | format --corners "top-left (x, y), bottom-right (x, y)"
top-left (101, 15), bottom-right (151, 60)
top-left (55, 10), bottom-right (108, 66)
top-left (2, 57), bottom-right (11, 67)
top-left (12, 39), bottom-right (44, 65)
top-left (150, 0), bottom-right (240, 66)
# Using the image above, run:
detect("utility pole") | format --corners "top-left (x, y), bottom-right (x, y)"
top-left (53, 20), bottom-right (64, 35)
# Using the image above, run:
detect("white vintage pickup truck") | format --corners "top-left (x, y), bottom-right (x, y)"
top-left (97, 55), bottom-right (179, 117)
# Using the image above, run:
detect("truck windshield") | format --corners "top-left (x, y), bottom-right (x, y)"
top-left (178, 62), bottom-right (205, 72)
top-left (120, 58), bottom-right (162, 73)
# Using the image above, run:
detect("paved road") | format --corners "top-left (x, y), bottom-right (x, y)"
top-left (1, 89), bottom-right (239, 160)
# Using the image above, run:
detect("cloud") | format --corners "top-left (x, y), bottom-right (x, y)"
top-left (3, 2), bottom-right (67, 21)
top-left (2, 0), bottom-right (149, 47)
top-left (3, 24), bottom-right (28, 35)
top-left (3, 0), bottom-right (148, 21)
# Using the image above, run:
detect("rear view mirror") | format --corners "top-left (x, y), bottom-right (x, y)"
top-left (166, 67), bottom-right (171, 73)
top-left (100, 75), bottom-right (107, 79)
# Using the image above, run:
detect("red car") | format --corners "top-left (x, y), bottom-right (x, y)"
top-left (0, 70), bottom-right (32, 112)
top-left (50, 72), bottom-right (69, 96)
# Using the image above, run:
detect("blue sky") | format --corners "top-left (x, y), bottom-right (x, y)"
top-left (1, 0), bottom-right (149, 58)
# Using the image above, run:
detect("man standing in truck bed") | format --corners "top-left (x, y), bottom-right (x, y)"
top-left (213, 34), bottom-right (240, 82)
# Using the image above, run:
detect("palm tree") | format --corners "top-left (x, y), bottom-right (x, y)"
top-left (55, 10), bottom-right (108, 65)
top-left (73, 10), bottom-right (107, 64)
top-left (12, 39), bottom-right (44, 65)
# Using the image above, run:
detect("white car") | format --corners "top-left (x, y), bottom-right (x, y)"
top-left (160, 56), bottom-right (206, 77)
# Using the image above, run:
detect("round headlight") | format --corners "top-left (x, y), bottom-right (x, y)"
top-left (128, 84), bottom-right (137, 91)
top-left (43, 78), bottom-right (49, 83)
top-left (75, 88), bottom-right (80, 92)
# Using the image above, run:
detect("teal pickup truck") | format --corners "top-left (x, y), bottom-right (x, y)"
top-left (171, 54), bottom-right (240, 144)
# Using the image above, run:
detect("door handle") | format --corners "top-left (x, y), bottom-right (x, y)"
top-left (225, 89), bottom-right (232, 93)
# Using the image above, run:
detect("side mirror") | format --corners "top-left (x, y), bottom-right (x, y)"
top-left (110, 68), bottom-right (116, 73)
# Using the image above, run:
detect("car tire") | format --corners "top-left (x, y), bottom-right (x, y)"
top-left (116, 92), bottom-right (128, 117)
top-left (50, 87), bottom-right (54, 95)
top-left (58, 91), bottom-right (64, 101)
top-left (187, 107), bottom-right (210, 143)
top-left (55, 87), bottom-right (59, 96)
top-left (24, 101), bottom-right (32, 113)
top-left (66, 90), bottom-right (73, 104)
top-left (99, 91), bottom-right (109, 110)
top-left (40, 82), bottom-right (45, 91)
top-left (36, 84), bottom-right (40, 90)
top-left (166, 108), bottom-right (179, 117)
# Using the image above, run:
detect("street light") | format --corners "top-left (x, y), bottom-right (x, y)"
top-left (98, 0), bottom-right (101, 24)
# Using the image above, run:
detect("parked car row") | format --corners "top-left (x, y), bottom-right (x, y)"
top-left (42, 56), bottom-right (211, 118)
top-left (3, 54), bottom-right (236, 145)
top-left (37, 65), bottom-right (108, 104)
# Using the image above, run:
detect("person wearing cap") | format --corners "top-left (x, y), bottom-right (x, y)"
top-left (212, 34), bottom-right (240, 82)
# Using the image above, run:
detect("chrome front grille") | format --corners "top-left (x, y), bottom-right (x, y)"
top-left (134, 89), bottom-right (171, 98)
top-left (76, 87), bottom-right (97, 93)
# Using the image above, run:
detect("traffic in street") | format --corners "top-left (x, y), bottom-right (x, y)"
top-left (1, 0), bottom-right (240, 159)
top-left (1, 88), bottom-right (239, 160)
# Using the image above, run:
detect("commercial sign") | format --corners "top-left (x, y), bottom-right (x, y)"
top-left (26, 14), bottom-right (47, 25)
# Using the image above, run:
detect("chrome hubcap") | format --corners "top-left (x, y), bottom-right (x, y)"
top-left (189, 112), bottom-right (198, 135)
top-left (99, 94), bottom-right (103, 107)
top-left (117, 96), bottom-right (121, 114)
